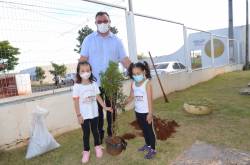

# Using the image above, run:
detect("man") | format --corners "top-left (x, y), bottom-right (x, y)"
top-left (53, 74), bottom-right (60, 88)
top-left (79, 11), bottom-right (131, 144)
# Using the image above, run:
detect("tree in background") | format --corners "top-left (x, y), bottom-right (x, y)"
top-left (74, 26), bottom-right (93, 54)
top-left (110, 26), bottom-right (118, 34)
top-left (137, 53), bottom-right (148, 60)
top-left (0, 41), bottom-right (20, 73)
top-left (35, 66), bottom-right (46, 84)
top-left (49, 63), bottom-right (67, 77)
top-left (74, 25), bottom-right (119, 53)
top-left (49, 63), bottom-right (67, 87)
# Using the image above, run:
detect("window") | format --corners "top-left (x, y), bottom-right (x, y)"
top-left (156, 64), bottom-right (169, 69)
top-left (178, 63), bottom-right (186, 69)
top-left (173, 63), bottom-right (180, 69)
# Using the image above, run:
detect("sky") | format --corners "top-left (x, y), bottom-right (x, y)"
top-left (0, 0), bottom-right (248, 72)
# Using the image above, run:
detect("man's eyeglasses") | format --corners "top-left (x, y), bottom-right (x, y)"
top-left (96, 20), bottom-right (109, 24)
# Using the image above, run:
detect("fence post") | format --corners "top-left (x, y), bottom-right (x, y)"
top-left (227, 38), bottom-right (230, 65)
top-left (183, 25), bottom-right (191, 72)
top-left (125, 11), bottom-right (138, 62)
top-left (237, 40), bottom-right (240, 64)
top-left (210, 34), bottom-right (215, 67)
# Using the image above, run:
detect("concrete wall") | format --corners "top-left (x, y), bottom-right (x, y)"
top-left (0, 64), bottom-right (243, 150)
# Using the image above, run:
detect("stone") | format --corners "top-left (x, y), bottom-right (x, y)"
top-left (240, 88), bottom-right (250, 95)
top-left (183, 103), bottom-right (212, 115)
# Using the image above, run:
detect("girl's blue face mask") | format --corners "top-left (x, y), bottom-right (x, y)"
top-left (133, 74), bottom-right (144, 83)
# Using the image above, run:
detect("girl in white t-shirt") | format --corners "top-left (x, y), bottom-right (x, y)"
top-left (125, 61), bottom-right (156, 159)
top-left (72, 61), bottom-right (113, 164)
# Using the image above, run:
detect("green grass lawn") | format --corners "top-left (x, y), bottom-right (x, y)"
top-left (1, 71), bottom-right (250, 165)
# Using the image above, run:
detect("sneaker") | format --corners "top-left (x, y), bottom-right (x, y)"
top-left (138, 145), bottom-right (151, 152)
top-left (81, 151), bottom-right (90, 164)
top-left (95, 145), bottom-right (103, 158)
top-left (144, 149), bottom-right (157, 159)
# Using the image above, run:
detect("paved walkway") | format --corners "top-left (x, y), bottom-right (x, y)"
top-left (240, 87), bottom-right (250, 95)
top-left (172, 141), bottom-right (250, 165)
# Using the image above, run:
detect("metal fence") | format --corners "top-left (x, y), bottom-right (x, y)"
top-left (0, 0), bottom-right (128, 98)
top-left (0, 0), bottom-right (242, 99)
top-left (132, 12), bottom-right (241, 72)
top-left (133, 13), bottom-right (186, 68)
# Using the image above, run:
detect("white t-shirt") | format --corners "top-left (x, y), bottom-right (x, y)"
top-left (132, 79), bottom-right (149, 113)
top-left (72, 82), bottom-right (100, 119)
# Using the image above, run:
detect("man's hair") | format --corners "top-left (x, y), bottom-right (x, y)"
top-left (95, 11), bottom-right (110, 18)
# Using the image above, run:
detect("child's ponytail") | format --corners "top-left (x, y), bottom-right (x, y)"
top-left (128, 63), bottom-right (134, 79)
top-left (143, 61), bottom-right (152, 79)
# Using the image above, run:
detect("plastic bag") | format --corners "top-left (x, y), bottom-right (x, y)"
top-left (25, 106), bottom-right (60, 159)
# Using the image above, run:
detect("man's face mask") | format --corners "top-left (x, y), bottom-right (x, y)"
top-left (97, 23), bottom-right (110, 33)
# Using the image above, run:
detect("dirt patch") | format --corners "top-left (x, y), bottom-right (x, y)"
top-left (134, 131), bottom-right (144, 137)
top-left (130, 120), bottom-right (141, 130)
top-left (121, 133), bottom-right (136, 140)
top-left (126, 116), bottom-right (179, 141)
top-left (153, 116), bottom-right (179, 140)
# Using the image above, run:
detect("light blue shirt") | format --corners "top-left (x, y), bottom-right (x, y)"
top-left (80, 31), bottom-right (127, 86)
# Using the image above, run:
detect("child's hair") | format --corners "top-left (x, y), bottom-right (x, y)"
top-left (128, 61), bottom-right (152, 80)
top-left (76, 61), bottom-right (97, 84)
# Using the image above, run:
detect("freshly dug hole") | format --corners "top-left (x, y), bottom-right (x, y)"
top-left (129, 116), bottom-right (179, 141)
